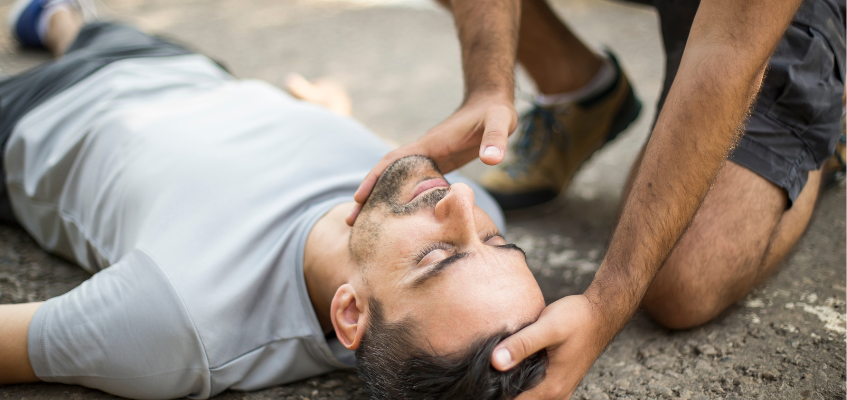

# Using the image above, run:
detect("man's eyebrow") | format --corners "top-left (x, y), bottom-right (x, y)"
top-left (496, 243), bottom-right (526, 260)
top-left (412, 252), bottom-right (469, 288)
top-left (484, 231), bottom-right (526, 260)
top-left (410, 244), bottom-right (526, 288)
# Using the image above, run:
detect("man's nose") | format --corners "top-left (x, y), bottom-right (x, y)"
top-left (434, 183), bottom-right (477, 240)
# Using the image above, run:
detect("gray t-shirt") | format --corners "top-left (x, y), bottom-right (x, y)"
top-left (5, 55), bottom-right (504, 399)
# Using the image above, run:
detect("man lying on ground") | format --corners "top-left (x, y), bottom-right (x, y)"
top-left (0, 2), bottom-right (549, 399)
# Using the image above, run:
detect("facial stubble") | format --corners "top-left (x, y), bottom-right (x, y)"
top-left (349, 156), bottom-right (449, 264)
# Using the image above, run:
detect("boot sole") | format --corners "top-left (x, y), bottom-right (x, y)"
top-left (488, 85), bottom-right (642, 211)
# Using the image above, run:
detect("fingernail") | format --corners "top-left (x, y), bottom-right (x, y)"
top-left (493, 348), bottom-right (511, 367)
top-left (483, 146), bottom-right (501, 158)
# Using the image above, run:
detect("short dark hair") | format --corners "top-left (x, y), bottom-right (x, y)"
top-left (355, 298), bottom-right (548, 400)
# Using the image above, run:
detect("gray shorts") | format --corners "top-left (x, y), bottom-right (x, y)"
top-left (636, 0), bottom-right (845, 205)
top-left (0, 23), bottom-right (200, 221)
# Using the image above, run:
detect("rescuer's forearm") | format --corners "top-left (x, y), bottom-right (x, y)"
top-left (450, 0), bottom-right (520, 103)
top-left (584, 0), bottom-right (803, 335)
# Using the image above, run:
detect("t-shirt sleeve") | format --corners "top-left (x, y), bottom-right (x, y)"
top-left (27, 249), bottom-right (211, 399)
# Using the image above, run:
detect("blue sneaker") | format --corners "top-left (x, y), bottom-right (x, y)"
top-left (7, 0), bottom-right (86, 48)
top-left (8, 0), bottom-right (51, 48)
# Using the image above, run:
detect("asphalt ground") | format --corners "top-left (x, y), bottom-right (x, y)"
top-left (0, 0), bottom-right (844, 399)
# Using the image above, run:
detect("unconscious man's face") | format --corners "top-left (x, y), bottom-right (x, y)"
top-left (338, 156), bottom-right (547, 399)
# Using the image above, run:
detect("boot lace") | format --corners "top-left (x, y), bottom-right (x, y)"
top-left (505, 103), bottom-right (570, 178)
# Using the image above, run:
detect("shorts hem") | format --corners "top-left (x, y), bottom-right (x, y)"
top-left (729, 133), bottom-right (808, 207)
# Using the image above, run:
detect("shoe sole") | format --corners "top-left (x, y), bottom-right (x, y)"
top-left (489, 84), bottom-right (643, 211)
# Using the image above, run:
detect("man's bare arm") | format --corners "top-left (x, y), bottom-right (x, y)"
top-left (450, 0), bottom-right (520, 102)
top-left (0, 302), bottom-right (42, 384)
top-left (493, 1), bottom-right (803, 398)
top-left (587, 0), bottom-right (802, 335)
top-left (348, 0), bottom-right (520, 223)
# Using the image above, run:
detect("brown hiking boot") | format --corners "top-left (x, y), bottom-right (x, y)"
top-left (480, 53), bottom-right (641, 210)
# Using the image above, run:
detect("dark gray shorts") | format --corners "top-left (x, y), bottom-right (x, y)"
top-left (635, 0), bottom-right (845, 205)
top-left (0, 22), bottom-right (198, 221)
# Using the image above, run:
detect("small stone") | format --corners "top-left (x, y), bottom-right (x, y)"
top-left (745, 298), bottom-right (765, 308)
top-left (587, 393), bottom-right (610, 400)
top-left (696, 344), bottom-right (719, 357)
top-left (648, 382), bottom-right (673, 397)
top-left (320, 379), bottom-right (342, 389)
top-left (586, 383), bottom-right (604, 394)
top-left (748, 327), bottom-right (764, 338)
top-left (761, 370), bottom-right (779, 381)
top-left (694, 359), bottom-right (714, 373)
top-left (773, 323), bottom-right (799, 335)
top-left (644, 354), bottom-right (674, 370)
top-left (710, 384), bottom-right (726, 395)
top-left (333, 388), bottom-right (347, 396)
top-left (622, 363), bottom-right (644, 376)
top-left (627, 383), bottom-right (648, 396)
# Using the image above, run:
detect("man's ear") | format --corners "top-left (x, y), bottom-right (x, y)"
top-left (330, 284), bottom-right (367, 350)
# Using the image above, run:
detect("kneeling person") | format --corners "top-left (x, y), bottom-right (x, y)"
top-left (0, 2), bottom-right (547, 399)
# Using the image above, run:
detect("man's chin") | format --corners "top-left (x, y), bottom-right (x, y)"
top-left (363, 155), bottom-right (444, 211)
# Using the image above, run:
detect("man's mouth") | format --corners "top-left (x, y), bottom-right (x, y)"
top-left (408, 178), bottom-right (449, 203)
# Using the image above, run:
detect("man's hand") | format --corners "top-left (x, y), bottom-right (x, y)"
top-left (285, 73), bottom-right (352, 117)
top-left (347, 0), bottom-right (520, 226)
top-left (346, 93), bottom-right (517, 225)
top-left (490, 295), bottom-right (613, 400)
